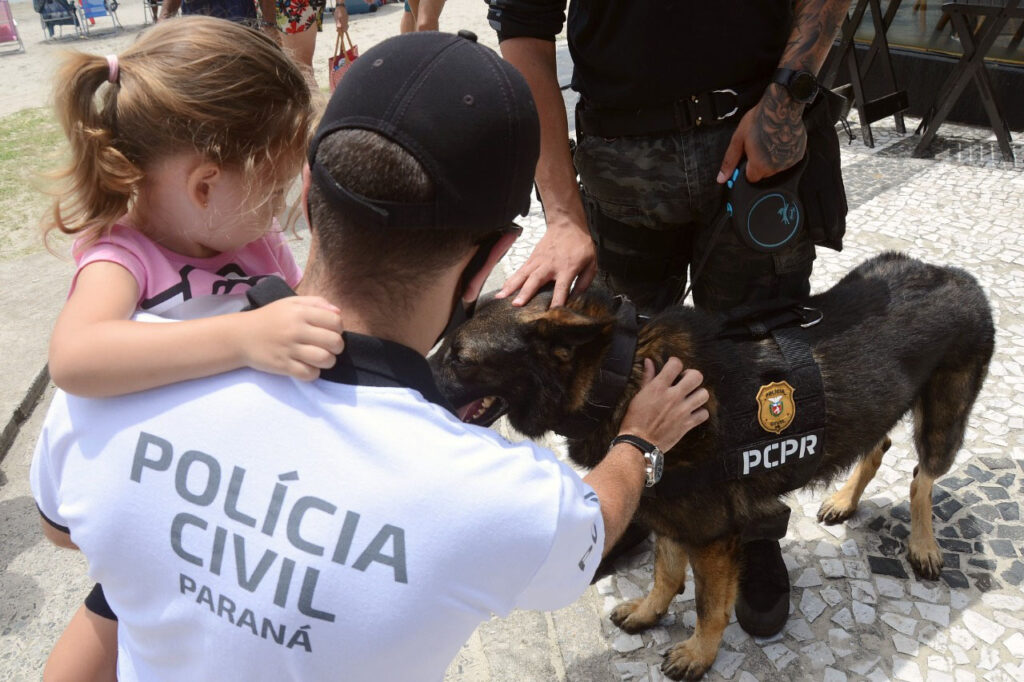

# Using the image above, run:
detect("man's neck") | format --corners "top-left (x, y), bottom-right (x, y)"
top-left (295, 275), bottom-right (457, 357)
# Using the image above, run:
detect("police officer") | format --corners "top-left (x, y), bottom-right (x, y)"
top-left (488, 0), bottom-right (850, 637)
top-left (32, 32), bottom-right (710, 681)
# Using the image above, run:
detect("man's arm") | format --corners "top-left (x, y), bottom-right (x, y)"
top-left (718, 0), bottom-right (851, 183)
top-left (583, 359), bottom-right (708, 556)
top-left (493, 25), bottom-right (596, 308)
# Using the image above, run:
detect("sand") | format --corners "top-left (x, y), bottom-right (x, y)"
top-left (0, 0), bottom-right (500, 118)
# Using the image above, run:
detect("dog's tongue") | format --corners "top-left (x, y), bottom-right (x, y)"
top-left (456, 399), bottom-right (484, 422)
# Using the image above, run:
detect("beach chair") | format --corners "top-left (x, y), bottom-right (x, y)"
top-left (34, 0), bottom-right (82, 40)
top-left (78, 0), bottom-right (122, 36)
top-left (143, 0), bottom-right (162, 24)
top-left (0, 0), bottom-right (25, 54)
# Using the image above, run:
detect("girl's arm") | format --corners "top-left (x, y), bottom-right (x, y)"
top-left (49, 262), bottom-right (344, 397)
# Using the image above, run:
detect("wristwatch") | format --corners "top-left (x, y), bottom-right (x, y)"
top-left (611, 435), bottom-right (664, 488)
top-left (772, 68), bottom-right (819, 104)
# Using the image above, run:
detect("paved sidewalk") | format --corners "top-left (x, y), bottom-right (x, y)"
top-left (2, 64), bottom-right (1024, 682)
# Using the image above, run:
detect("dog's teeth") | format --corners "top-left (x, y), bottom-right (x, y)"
top-left (480, 397), bottom-right (494, 410)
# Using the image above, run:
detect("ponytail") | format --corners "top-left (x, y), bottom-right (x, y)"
top-left (47, 51), bottom-right (143, 249)
top-left (44, 17), bottom-right (314, 252)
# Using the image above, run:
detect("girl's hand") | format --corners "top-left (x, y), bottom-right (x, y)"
top-left (239, 297), bottom-right (345, 380)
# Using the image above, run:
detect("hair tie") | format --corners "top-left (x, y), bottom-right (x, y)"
top-left (105, 55), bottom-right (119, 84)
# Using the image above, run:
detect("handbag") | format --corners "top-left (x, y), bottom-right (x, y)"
top-left (328, 31), bottom-right (359, 92)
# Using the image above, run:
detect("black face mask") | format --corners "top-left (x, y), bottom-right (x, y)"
top-left (433, 230), bottom-right (507, 347)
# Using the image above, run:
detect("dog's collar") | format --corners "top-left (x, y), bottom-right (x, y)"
top-left (554, 296), bottom-right (642, 440)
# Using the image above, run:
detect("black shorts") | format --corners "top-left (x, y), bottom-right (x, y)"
top-left (84, 582), bottom-right (118, 621)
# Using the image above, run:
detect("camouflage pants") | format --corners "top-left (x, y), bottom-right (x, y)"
top-left (574, 122), bottom-right (816, 315)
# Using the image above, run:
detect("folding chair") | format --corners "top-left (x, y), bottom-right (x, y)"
top-left (914, 0), bottom-right (1024, 162)
top-left (78, 0), bottom-right (122, 36)
top-left (821, 0), bottom-right (910, 148)
top-left (0, 0), bottom-right (25, 54)
top-left (143, 0), bottom-right (162, 24)
top-left (34, 0), bottom-right (82, 40)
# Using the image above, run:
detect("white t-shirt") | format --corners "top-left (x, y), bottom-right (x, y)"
top-left (31, 332), bottom-right (604, 682)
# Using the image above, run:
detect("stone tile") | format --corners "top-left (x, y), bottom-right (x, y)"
top-left (869, 555), bottom-right (910, 579)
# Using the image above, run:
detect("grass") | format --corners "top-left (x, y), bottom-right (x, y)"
top-left (0, 107), bottom-right (68, 259)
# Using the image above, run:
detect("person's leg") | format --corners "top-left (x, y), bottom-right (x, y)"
top-left (573, 132), bottom-right (696, 315)
top-left (44, 584), bottom-right (118, 682)
top-left (400, 0), bottom-right (417, 33)
top-left (278, 0), bottom-right (320, 91)
top-left (685, 121), bottom-right (814, 638)
top-left (414, 0), bottom-right (444, 30)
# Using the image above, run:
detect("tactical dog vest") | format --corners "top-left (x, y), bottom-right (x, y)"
top-left (654, 302), bottom-right (828, 499)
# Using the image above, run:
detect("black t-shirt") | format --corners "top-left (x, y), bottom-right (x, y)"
top-left (493, 0), bottom-right (792, 109)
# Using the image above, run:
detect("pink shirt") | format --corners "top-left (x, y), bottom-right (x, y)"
top-left (73, 223), bottom-right (303, 320)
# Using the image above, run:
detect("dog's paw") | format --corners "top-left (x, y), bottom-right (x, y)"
top-left (610, 599), bottom-right (659, 633)
top-left (662, 638), bottom-right (715, 681)
top-left (816, 495), bottom-right (856, 525)
top-left (908, 540), bottom-right (943, 581)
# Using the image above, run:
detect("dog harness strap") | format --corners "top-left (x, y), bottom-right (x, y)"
top-left (555, 297), bottom-right (639, 440)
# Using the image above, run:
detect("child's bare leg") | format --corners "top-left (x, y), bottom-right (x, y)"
top-left (44, 604), bottom-right (117, 682)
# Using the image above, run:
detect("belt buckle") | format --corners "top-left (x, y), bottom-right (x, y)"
top-left (712, 88), bottom-right (739, 120)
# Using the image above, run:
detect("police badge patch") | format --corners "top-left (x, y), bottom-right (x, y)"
top-left (756, 381), bottom-right (796, 434)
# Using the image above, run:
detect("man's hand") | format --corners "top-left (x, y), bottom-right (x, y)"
top-left (619, 358), bottom-right (709, 453)
top-left (497, 217), bottom-right (597, 308)
top-left (717, 84), bottom-right (808, 184)
top-left (238, 296), bottom-right (345, 381)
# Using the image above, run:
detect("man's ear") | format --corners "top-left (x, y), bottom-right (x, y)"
top-left (523, 307), bottom-right (615, 347)
top-left (461, 230), bottom-right (520, 305)
top-left (186, 161), bottom-right (222, 211)
top-left (300, 163), bottom-right (313, 227)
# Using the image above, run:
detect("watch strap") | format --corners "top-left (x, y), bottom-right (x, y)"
top-left (610, 434), bottom-right (658, 455)
top-left (772, 67), bottom-right (798, 88)
top-left (771, 68), bottom-right (818, 103)
top-left (611, 434), bottom-right (663, 487)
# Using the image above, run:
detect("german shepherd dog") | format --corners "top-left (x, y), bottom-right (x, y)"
top-left (431, 253), bottom-right (994, 680)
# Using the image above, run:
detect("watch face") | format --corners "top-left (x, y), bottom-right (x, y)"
top-left (790, 72), bottom-right (818, 103)
top-left (653, 452), bottom-right (664, 483)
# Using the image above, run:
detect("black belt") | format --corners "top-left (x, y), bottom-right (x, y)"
top-left (576, 80), bottom-right (768, 138)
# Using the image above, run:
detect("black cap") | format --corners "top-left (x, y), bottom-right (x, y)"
top-left (308, 31), bottom-right (540, 232)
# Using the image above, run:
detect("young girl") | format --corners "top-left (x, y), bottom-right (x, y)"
top-left (40, 16), bottom-right (343, 681)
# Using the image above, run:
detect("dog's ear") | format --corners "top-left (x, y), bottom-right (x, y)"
top-left (522, 307), bottom-right (616, 348)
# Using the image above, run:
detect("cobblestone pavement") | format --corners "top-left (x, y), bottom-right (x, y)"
top-left (443, 112), bottom-right (1024, 682)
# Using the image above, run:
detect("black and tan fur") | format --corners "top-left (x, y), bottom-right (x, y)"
top-left (431, 252), bottom-right (994, 680)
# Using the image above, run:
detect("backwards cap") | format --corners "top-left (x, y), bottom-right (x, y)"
top-left (308, 31), bottom-right (540, 232)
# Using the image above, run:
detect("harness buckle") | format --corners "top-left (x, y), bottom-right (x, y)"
top-left (713, 88), bottom-right (739, 120)
top-left (799, 306), bottom-right (824, 328)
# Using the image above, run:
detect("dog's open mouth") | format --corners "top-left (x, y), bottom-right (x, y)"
top-left (455, 395), bottom-right (509, 426)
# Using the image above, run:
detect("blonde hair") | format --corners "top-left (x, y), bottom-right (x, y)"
top-left (46, 16), bottom-right (314, 248)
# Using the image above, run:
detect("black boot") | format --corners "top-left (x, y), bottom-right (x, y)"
top-left (735, 509), bottom-right (791, 638)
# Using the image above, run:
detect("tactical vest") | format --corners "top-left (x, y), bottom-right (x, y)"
top-left (653, 301), bottom-right (828, 499)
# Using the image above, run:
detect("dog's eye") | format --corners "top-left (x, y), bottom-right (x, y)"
top-left (449, 343), bottom-right (468, 368)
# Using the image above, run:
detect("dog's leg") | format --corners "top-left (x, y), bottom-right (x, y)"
top-left (817, 436), bottom-right (892, 525)
top-left (610, 534), bottom-right (689, 633)
top-left (662, 537), bottom-right (739, 681)
top-left (908, 465), bottom-right (943, 579)
top-left (907, 359), bottom-right (988, 580)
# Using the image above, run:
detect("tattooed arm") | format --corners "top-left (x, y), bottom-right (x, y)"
top-left (718, 0), bottom-right (850, 183)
